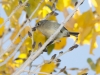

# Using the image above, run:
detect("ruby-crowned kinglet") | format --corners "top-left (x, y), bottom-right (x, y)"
top-left (35, 20), bottom-right (79, 40)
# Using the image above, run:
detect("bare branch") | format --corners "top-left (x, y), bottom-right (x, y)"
top-left (54, 44), bottom-right (78, 61)
top-left (24, 70), bottom-right (53, 75)
top-left (30, 63), bottom-right (44, 75)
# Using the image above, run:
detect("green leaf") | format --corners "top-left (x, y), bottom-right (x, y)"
top-left (87, 58), bottom-right (96, 71)
top-left (47, 44), bottom-right (54, 55)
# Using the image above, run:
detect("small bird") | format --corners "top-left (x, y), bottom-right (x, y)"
top-left (35, 20), bottom-right (79, 40)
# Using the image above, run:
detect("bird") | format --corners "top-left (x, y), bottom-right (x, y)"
top-left (35, 20), bottom-right (79, 40)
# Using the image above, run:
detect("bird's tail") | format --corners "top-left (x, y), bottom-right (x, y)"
top-left (69, 32), bottom-right (79, 37)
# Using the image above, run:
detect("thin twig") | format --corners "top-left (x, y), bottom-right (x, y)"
top-left (12, 0), bottom-right (84, 75)
top-left (0, 29), bottom-right (15, 52)
top-left (0, 0), bottom-right (44, 58)
top-left (24, 70), bottom-right (53, 75)
top-left (54, 44), bottom-right (78, 61)
top-left (55, 72), bottom-right (60, 75)
top-left (0, 0), bottom-right (29, 28)
top-left (52, 44), bottom-right (78, 62)
top-left (0, 45), bottom-right (16, 57)
top-left (29, 56), bottom-right (45, 75)
top-left (47, 44), bottom-right (77, 63)
top-left (0, 34), bottom-right (28, 66)
top-left (32, 63), bottom-right (44, 73)
top-left (57, 67), bottom-right (89, 71)
top-left (55, 66), bottom-right (66, 75)
top-left (28, 62), bottom-right (33, 75)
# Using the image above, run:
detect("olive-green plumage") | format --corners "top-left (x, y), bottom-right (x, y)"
top-left (36, 20), bottom-right (79, 39)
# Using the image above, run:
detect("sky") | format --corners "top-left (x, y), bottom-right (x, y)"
top-left (0, 0), bottom-right (100, 75)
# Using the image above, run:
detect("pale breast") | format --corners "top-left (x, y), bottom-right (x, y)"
top-left (37, 20), bottom-right (60, 38)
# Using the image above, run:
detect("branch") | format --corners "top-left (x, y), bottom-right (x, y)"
top-left (54, 44), bottom-right (78, 61)
top-left (0, 34), bottom-right (28, 66)
top-left (0, 0), bottom-right (29, 28)
top-left (12, 0), bottom-right (84, 75)
top-left (31, 63), bottom-right (44, 74)
top-left (24, 70), bottom-right (53, 75)
top-left (28, 62), bottom-right (44, 75)
top-left (0, 0), bottom-right (44, 58)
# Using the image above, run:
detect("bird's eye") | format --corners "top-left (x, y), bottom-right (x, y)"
top-left (37, 21), bottom-right (41, 26)
top-left (60, 30), bottom-right (63, 33)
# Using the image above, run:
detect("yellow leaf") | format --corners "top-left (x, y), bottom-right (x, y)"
top-left (96, 58), bottom-right (100, 74)
top-left (0, 25), bottom-right (5, 37)
top-left (77, 69), bottom-right (88, 75)
top-left (76, 10), bottom-right (95, 28)
top-left (56, 0), bottom-right (74, 11)
top-left (24, 0), bottom-right (46, 19)
top-left (18, 53), bottom-right (27, 59)
top-left (7, 62), bottom-right (15, 74)
top-left (33, 30), bottom-right (46, 50)
top-left (15, 64), bottom-right (20, 67)
top-left (38, 6), bottom-right (56, 20)
top-left (10, 15), bottom-right (19, 27)
top-left (14, 59), bottom-right (24, 67)
top-left (54, 37), bottom-right (67, 50)
top-left (43, 6), bottom-right (51, 18)
top-left (2, 0), bottom-right (24, 27)
top-left (73, 10), bottom-right (81, 31)
top-left (0, 65), bottom-right (7, 72)
top-left (76, 10), bottom-right (95, 45)
top-left (0, 17), bottom-right (5, 37)
top-left (90, 32), bottom-right (98, 54)
top-left (73, 9), bottom-right (100, 54)
top-left (2, 0), bottom-right (19, 16)
top-left (95, 22), bottom-right (100, 32)
top-left (73, 10), bottom-right (81, 20)
top-left (78, 27), bottom-right (93, 45)
top-left (19, 26), bottom-right (31, 52)
top-left (0, 17), bottom-right (4, 24)
top-left (91, 0), bottom-right (100, 15)
top-left (39, 62), bottom-right (56, 75)
top-left (21, 26), bottom-right (30, 37)
top-left (23, 37), bottom-right (32, 51)
top-left (10, 25), bottom-right (21, 44)
top-left (63, 9), bottom-right (76, 31)
top-left (0, 59), bottom-right (3, 62)
top-left (14, 37), bottom-right (21, 44)
top-left (95, 22), bottom-right (100, 36)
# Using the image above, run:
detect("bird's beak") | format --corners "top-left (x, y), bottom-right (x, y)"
top-left (64, 34), bottom-right (70, 37)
